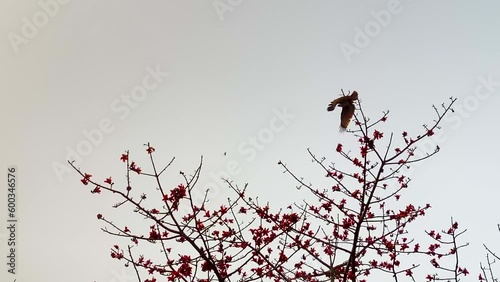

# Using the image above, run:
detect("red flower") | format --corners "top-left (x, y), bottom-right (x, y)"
top-left (353, 158), bottom-right (362, 167)
top-left (167, 184), bottom-right (187, 210)
top-left (196, 220), bottom-right (204, 230)
top-left (91, 186), bottom-right (101, 194)
top-left (146, 146), bottom-right (155, 154)
top-left (324, 245), bottom-right (333, 255)
top-left (120, 153), bottom-right (128, 162)
top-left (111, 251), bottom-right (124, 259)
top-left (360, 146), bottom-right (368, 157)
top-left (430, 258), bottom-right (439, 268)
top-left (427, 129), bottom-right (434, 136)
top-left (130, 162), bottom-right (142, 174)
top-left (402, 131), bottom-right (408, 137)
top-left (373, 130), bottom-right (383, 140)
top-left (149, 230), bottom-right (161, 240)
top-left (104, 177), bottom-right (113, 184)
top-left (381, 116), bottom-right (387, 122)
top-left (351, 189), bottom-right (361, 199)
top-left (278, 251), bottom-right (288, 263)
top-left (414, 243), bottom-right (420, 252)
top-left (124, 226), bottom-right (130, 233)
top-left (336, 143), bottom-right (343, 152)
top-left (81, 173), bottom-right (92, 185)
top-left (201, 261), bottom-right (213, 272)
top-left (97, 214), bottom-right (103, 219)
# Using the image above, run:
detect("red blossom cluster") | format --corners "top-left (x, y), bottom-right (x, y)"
top-left (70, 97), bottom-right (473, 282)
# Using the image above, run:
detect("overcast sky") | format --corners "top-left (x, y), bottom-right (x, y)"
top-left (1, 1), bottom-right (500, 281)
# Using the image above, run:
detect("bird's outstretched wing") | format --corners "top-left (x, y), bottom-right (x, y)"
top-left (339, 102), bottom-right (356, 131)
top-left (327, 97), bottom-right (345, 111)
top-left (327, 91), bottom-right (358, 111)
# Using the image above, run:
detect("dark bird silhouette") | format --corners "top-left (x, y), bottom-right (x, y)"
top-left (327, 91), bottom-right (358, 131)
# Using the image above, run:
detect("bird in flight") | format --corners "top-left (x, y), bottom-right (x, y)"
top-left (327, 91), bottom-right (358, 131)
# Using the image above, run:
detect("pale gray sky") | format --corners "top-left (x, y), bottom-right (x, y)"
top-left (1, 1), bottom-right (500, 281)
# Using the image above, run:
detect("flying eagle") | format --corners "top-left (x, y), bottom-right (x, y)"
top-left (327, 91), bottom-right (358, 131)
